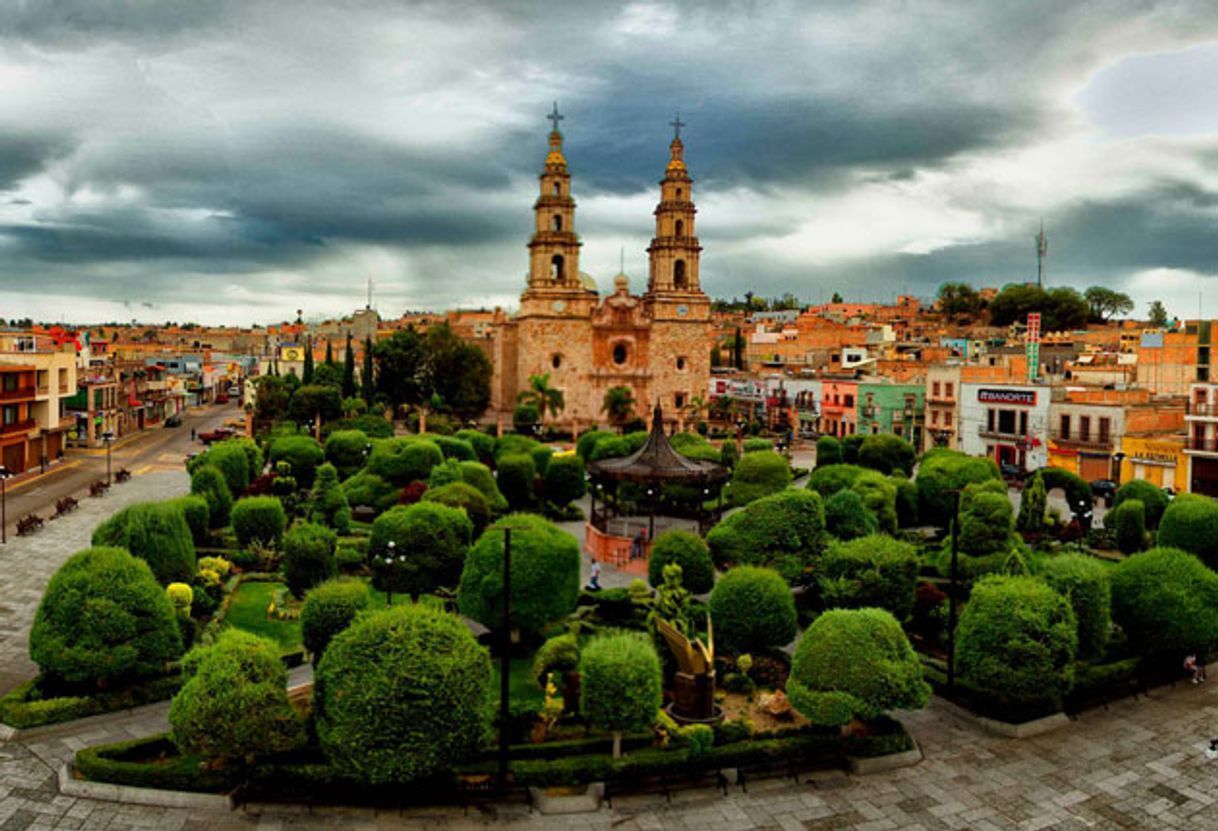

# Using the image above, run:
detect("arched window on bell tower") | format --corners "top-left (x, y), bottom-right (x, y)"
top-left (551, 254), bottom-right (565, 282)
top-left (553, 182), bottom-right (561, 196)
top-left (675, 219), bottom-right (684, 237)
top-left (674, 259), bottom-right (687, 290)
top-left (552, 215), bottom-right (562, 231)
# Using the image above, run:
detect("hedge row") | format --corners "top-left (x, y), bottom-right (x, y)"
top-left (0, 674), bottom-right (182, 730)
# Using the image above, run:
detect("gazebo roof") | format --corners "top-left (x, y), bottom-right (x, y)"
top-left (587, 404), bottom-right (729, 483)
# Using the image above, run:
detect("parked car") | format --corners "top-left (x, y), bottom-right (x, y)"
top-left (999, 462), bottom-right (1027, 483)
top-left (198, 427), bottom-right (236, 445)
top-left (164, 414), bottom-right (182, 428)
top-left (1090, 479), bottom-right (1118, 506)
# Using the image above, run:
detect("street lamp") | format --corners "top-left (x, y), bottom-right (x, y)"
top-left (0, 465), bottom-right (10, 545)
top-left (946, 488), bottom-right (962, 692)
top-left (382, 541), bottom-right (406, 607)
top-left (102, 430), bottom-right (115, 485)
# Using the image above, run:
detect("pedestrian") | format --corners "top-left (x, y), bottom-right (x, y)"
top-left (629, 528), bottom-right (645, 561)
top-left (1207, 739), bottom-right (1218, 761)
top-left (190, 427), bottom-right (197, 442)
top-left (586, 557), bottom-right (602, 592)
top-left (1184, 653), bottom-right (1204, 684)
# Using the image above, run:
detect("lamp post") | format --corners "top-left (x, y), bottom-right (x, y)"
top-left (0, 465), bottom-right (10, 544)
top-left (946, 488), bottom-right (961, 692)
top-left (102, 430), bottom-right (115, 485)
top-left (497, 525), bottom-right (521, 790)
top-left (381, 541), bottom-right (405, 607)
top-left (1112, 452), bottom-right (1126, 486)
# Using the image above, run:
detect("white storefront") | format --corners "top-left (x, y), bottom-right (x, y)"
top-left (959, 383), bottom-right (1051, 471)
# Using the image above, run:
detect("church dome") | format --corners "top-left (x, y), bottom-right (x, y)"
top-left (578, 271), bottom-right (598, 292)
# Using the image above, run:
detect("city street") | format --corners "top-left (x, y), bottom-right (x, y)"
top-left (0, 403), bottom-right (241, 540)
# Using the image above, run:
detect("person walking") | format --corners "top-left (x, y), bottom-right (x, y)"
top-left (1185, 654), bottom-right (1204, 684)
top-left (586, 556), bottom-right (602, 592)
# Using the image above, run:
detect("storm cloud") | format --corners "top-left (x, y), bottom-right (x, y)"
top-left (2, 0), bottom-right (1218, 324)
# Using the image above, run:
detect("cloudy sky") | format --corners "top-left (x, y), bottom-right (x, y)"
top-left (2, 0), bottom-right (1218, 326)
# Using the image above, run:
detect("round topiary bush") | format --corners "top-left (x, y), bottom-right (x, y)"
top-left (269, 434), bottom-right (326, 489)
top-left (576, 429), bottom-right (614, 460)
top-left (309, 462), bottom-right (352, 534)
top-left (169, 629), bottom-right (303, 765)
top-left (1110, 497), bottom-right (1146, 555)
top-left (1113, 479), bottom-right (1169, 529)
top-left (858, 434), bottom-right (916, 476)
top-left (1109, 547), bottom-right (1218, 660)
top-left (231, 496), bottom-right (287, 549)
top-left (647, 530), bottom-right (715, 594)
top-left (824, 488), bottom-right (877, 541)
top-left (1039, 553), bottom-right (1111, 661)
top-left (708, 566), bottom-right (797, 653)
top-left (1156, 496), bottom-right (1218, 569)
top-left (495, 452), bottom-right (536, 511)
top-left (340, 471), bottom-right (399, 514)
top-left (818, 535), bottom-right (919, 620)
top-left (169, 495), bottom-right (210, 547)
top-left (282, 522), bottom-right (338, 598)
top-left (421, 480), bottom-right (491, 535)
top-left (369, 502), bottom-right (473, 598)
top-left (727, 450), bottom-right (792, 506)
top-left (315, 604), bottom-right (492, 783)
top-left (190, 465), bottom-right (233, 529)
top-left (367, 437), bottom-right (444, 486)
top-left (92, 501), bottom-right (197, 585)
top-left (958, 491), bottom-right (1013, 556)
top-left (914, 449), bottom-right (1002, 527)
top-left (579, 630), bottom-right (663, 758)
top-left (891, 474), bottom-right (918, 527)
top-left (458, 461), bottom-right (508, 512)
top-left (955, 575), bottom-right (1077, 714)
top-left (324, 429), bottom-right (370, 479)
top-left (455, 429), bottom-right (496, 465)
top-left (706, 489), bottom-right (824, 582)
top-left (543, 454), bottom-right (587, 507)
top-left (458, 514), bottom-right (581, 634)
top-left (532, 632), bottom-right (581, 685)
top-left (30, 547), bottom-right (183, 686)
top-left (815, 436), bottom-right (842, 467)
top-left (301, 578), bottom-right (371, 661)
top-left (192, 440), bottom-right (255, 497)
top-left (787, 608), bottom-right (929, 726)
top-left (432, 435), bottom-right (476, 461)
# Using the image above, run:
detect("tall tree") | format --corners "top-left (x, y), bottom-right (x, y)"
top-left (373, 328), bottom-right (425, 407)
top-left (302, 336), bottom-right (315, 384)
top-left (517, 373), bottom-right (565, 423)
top-left (732, 327), bottom-right (745, 370)
top-left (1148, 300), bottom-right (1169, 328)
top-left (1084, 286), bottom-right (1135, 322)
top-left (361, 336), bottom-right (375, 404)
top-left (342, 334), bottom-right (356, 399)
top-left (421, 324), bottom-right (491, 422)
top-left (324, 339), bottom-right (335, 368)
top-left (937, 282), bottom-right (983, 318)
top-left (602, 386), bottom-right (637, 433)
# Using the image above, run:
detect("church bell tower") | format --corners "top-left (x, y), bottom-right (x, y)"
top-left (645, 114), bottom-right (709, 321)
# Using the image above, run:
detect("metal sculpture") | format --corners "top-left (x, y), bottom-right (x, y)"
top-left (655, 615), bottom-right (722, 723)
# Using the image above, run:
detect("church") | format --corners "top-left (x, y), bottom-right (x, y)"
top-left (490, 108), bottom-right (712, 432)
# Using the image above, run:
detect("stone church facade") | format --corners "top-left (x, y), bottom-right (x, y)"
top-left (490, 115), bottom-right (711, 432)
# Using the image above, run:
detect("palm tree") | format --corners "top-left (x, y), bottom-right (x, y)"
top-left (683, 395), bottom-right (708, 429)
top-left (602, 386), bottom-right (636, 434)
top-left (517, 373), bottom-right (565, 423)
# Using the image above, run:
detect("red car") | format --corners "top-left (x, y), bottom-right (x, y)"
top-left (198, 427), bottom-right (236, 445)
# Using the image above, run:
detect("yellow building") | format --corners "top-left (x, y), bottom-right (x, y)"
top-left (1119, 435), bottom-right (1188, 492)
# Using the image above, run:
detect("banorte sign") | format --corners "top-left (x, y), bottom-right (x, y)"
top-left (977, 388), bottom-right (1037, 406)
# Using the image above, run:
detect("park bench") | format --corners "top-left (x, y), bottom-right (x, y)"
top-left (16, 514), bottom-right (44, 536)
top-left (115, 468), bottom-right (132, 483)
top-left (52, 496), bottom-right (78, 518)
top-left (89, 480), bottom-right (110, 497)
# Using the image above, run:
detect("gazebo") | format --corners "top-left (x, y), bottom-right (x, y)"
top-left (585, 404), bottom-right (729, 569)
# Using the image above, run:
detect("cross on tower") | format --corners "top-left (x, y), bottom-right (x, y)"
top-left (547, 102), bottom-right (564, 133)
top-left (670, 112), bottom-right (685, 139)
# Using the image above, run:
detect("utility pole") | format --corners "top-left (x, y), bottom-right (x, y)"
top-left (1035, 221), bottom-right (1048, 289)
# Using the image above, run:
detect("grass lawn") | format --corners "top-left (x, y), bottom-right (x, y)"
top-left (490, 657), bottom-right (544, 711)
top-left (223, 581), bottom-right (303, 652)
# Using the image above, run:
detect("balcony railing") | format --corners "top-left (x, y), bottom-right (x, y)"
top-left (1050, 430), bottom-right (1112, 449)
top-left (0, 417), bottom-right (36, 435)
top-left (1187, 403), bottom-right (1218, 416)
top-left (0, 386), bottom-right (36, 402)
top-left (1187, 437), bottom-right (1218, 453)
top-left (978, 427), bottom-right (1028, 441)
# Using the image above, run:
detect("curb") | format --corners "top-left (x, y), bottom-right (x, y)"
top-left (58, 762), bottom-right (233, 811)
top-left (846, 739), bottom-right (923, 775)
top-left (935, 697), bottom-right (1070, 738)
top-left (528, 782), bottom-right (604, 814)
top-left (1, 702), bottom-right (171, 744)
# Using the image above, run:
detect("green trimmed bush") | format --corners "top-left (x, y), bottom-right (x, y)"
top-left (458, 514), bottom-right (581, 634)
top-left (1109, 547), bottom-right (1218, 659)
top-left (1038, 467), bottom-right (1093, 526)
top-left (190, 465), bottom-right (233, 529)
top-left (955, 575), bottom-right (1077, 713)
top-left (727, 450), bottom-right (791, 506)
top-left (423, 481), bottom-right (491, 535)
top-left (370, 502), bottom-right (473, 598)
top-left (1040, 553), bottom-right (1111, 661)
top-left (309, 463), bottom-right (352, 533)
top-left (818, 535), bottom-right (919, 620)
top-left (92, 501), bottom-right (197, 585)
top-left (576, 430), bottom-right (614, 460)
top-left (788, 608), bottom-right (929, 726)
top-left (709, 566), bottom-right (797, 653)
top-left (231, 496), bottom-right (287, 549)
top-left (589, 436), bottom-right (632, 461)
top-left (720, 441), bottom-right (739, 469)
top-left (959, 491), bottom-right (1013, 556)
top-left (494, 433), bottom-right (541, 462)
top-left (432, 435), bottom-right (475, 461)
top-left (169, 495), bottom-right (210, 547)
top-left (543, 454), bottom-right (587, 507)
top-left (858, 434), bottom-right (916, 476)
top-left (579, 631), bottom-right (663, 757)
top-left (1113, 479), bottom-right (1169, 529)
top-left (315, 605), bottom-right (492, 783)
top-left (458, 461), bottom-right (508, 512)
top-left (840, 434), bottom-right (864, 463)
top-left (915, 449), bottom-right (1001, 527)
top-left (706, 489), bottom-right (824, 583)
top-left (282, 522), bottom-right (338, 598)
top-left (815, 436), bottom-right (842, 467)
top-left (496, 452), bottom-right (536, 511)
top-left (30, 547), bottom-right (183, 686)
top-left (323, 429), bottom-right (370, 479)
top-left (807, 464), bottom-right (897, 532)
top-left (367, 437), bottom-right (444, 486)
top-left (300, 578), bottom-right (371, 661)
top-left (647, 530), bottom-right (715, 594)
top-left (1016, 473), bottom-right (1047, 534)
top-left (513, 403), bottom-right (540, 434)
top-left (533, 633), bottom-right (581, 685)
top-left (269, 435), bottom-right (326, 489)
top-left (743, 437), bottom-right (773, 454)
top-left (1157, 496), bottom-right (1218, 569)
top-left (190, 440), bottom-right (254, 496)
top-left (891, 475), bottom-right (917, 527)
top-left (427, 458), bottom-right (464, 488)
top-left (1110, 498), bottom-right (1145, 555)
top-left (806, 463), bottom-right (868, 498)
top-left (169, 629), bottom-right (303, 765)
top-left (824, 489), bottom-right (876, 541)
top-left (340, 471), bottom-right (399, 514)
top-left (455, 429), bottom-right (496, 465)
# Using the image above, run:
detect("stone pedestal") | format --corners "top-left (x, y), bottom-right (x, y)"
top-left (670, 670), bottom-right (720, 723)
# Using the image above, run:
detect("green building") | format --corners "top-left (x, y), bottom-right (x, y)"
top-left (857, 382), bottom-right (925, 447)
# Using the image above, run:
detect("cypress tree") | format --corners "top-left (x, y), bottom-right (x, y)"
top-left (324, 339), bottom-right (335, 369)
top-left (302, 336), bottom-right (315, 384)
top-left (342, 334), bottom-right (356, 398)
top-left (362, 335), bottom-right (375, 404)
